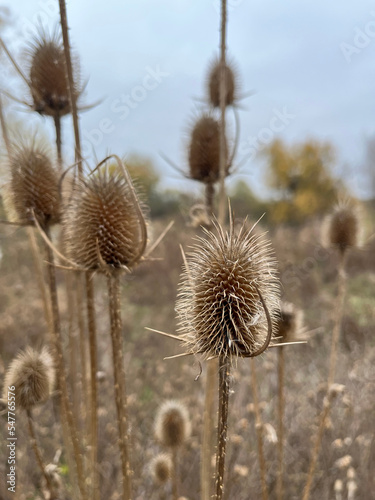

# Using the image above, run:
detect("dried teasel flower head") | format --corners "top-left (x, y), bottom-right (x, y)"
top-left (176, 217), bottom-right (279, 359)
top-left (275, 302), bottom-right (304, 343)
top-left (27, 29), bottom-right (81, 117)
top-left (3, 347), bottom-right (55, 411)
top-left (155, 400), bottom-right (191, 449)
top-left (4, 142), bottom-right (60, 227)
top-left (207, 58), bottom-right (238, 108)
top-left (64, 156), bottom-right (147, 272)
top-left (149, 453), bottom-right (172, 484)
top-left (324, 200), bottom-right (362, 255)
top-left (188, 113), bottom-right (228, 184)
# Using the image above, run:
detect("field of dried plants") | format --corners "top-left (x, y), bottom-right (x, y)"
top-left (0, 1), bottom-right (374, 500)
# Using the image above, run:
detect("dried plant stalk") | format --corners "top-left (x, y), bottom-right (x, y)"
top-left (201, 359), bottom-right (217, 500)
top-left (107, 272), bottom-right (132, 500)
top-left (215, 355), bottom-right (230, 500)
top-left (277, 346), bottom-right (285, 500)
top-left (302, 254), bottom-right (347, 500)
top-left (250, 359), bottom-right (269, 500)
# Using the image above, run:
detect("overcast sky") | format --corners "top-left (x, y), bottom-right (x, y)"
top-left (1, 0), bottom-right (374, 199)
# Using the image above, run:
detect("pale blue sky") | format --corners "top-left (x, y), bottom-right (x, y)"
top-left (1, 0), bottom-right (375, 198)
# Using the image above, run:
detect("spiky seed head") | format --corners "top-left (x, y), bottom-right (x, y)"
top-left (325, 202), bottom-right (361, 254)
top-left (64, 169), bottom-right (146, 270)
top-left (188, 114), bottom-right (228, 184)
top-left (27, 31), bottom-right (81, 117)
top-left (275, 302), bottom-right (304, 343)
top-left (150, 453), bottom-right (172, 484)
top-left (3, 347), bottom-right (55, 410)
top-left (5, 143), bottom-right (60, 226)
top-left (176, 220), bottom-right (279, 359)
top-left (207, 59), bottom-right (237, 108)
top-left (154, 400), bottom-right (191, 448)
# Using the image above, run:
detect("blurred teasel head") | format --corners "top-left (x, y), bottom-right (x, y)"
top-left (3, 346), bottom-right (54, 411)
top-left (4, 142), bottom-right (60, 227)
top-left (154, 400), bottom-right (191, 449)
top-left (325, 201), bottom-right (362, 255)
top-left (207, 58), bottom-right (238, 108)
top-left (188, 113), bottom-right (228, 184)
top-left (275, 302), bottom-right (304, 343)
top-left (176, 218), bottom-right (279, 359)
top-left (64, 156), bottom-right (147, 272)
top-left (27, 29), bottom-right (81, 117)
top-left (150, 453), bottom-right (172, 484)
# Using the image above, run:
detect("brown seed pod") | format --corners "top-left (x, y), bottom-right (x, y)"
top-left (64, 168), bottom-right (147, 271)
top-left (176, 219), bottom-right (279, 359)
top-left (27, 30), bottom-right (81, 117)
top-left (150, 453), bottom-right (172, 484)
top-left (207, 59), bottom-right (238, 108)
top-left (325, 202), bottom-right (361, 254)
top-left (275, 302), bottom-right (304, 343)
top-left (188, 114), bottom-right (228, 184)
top-left (155, 400), bottom-right (191, 449)
top-left (5, 143), bottom-right (60, 227)
top-left (3, 347), bottom-right (55, 411)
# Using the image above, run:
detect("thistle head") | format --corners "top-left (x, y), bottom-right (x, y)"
top-left (150, 453), bottom-right (172, 484)
top-left (3, 347), bottom-right (55, 411)
top-left (188, 113), bottom-right (228, 184)
top-left (325, 201), bottom-right (361, 255)
top-left (64, 159), bottom-right (147, 271)
top-left (154, 400), bottom-right (191, 449)
top-left (275, 302), bottom-right (304, 343)
top-left (207, 59), bottom-right (238, 108)
top-left (27, 29), bottom-right (81, 117)
top-left (176, 218), bottom-right (279, 359)
top-left (4, 142), bottom-right (60, 227)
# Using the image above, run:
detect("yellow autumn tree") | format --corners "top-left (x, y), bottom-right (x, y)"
top-left (264, 139), bottom-right (341, 223)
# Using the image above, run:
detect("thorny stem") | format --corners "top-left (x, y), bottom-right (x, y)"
top-left (58, 0), bottom-right (82, 176)
top-left (76, 272), bottom-right (88, 433)
top-left (218, 0), bottom-right (227, 226)
top-left (276, 346), bottom-right (285, 500)
top-left (250, 359), bottom-right (269, 500)
top-left (86, 271), bottom-right (99, 500)
top-left (54, 114), bottom-right (63, 172)
top-left (44, 225), bottom-right (87, 500)
top-left (302, 253), bottom-right (347, 500)
top-left (107, 272), bottom-right (132, 500)
top-left (205, 182), bottom-right (215, 223)
top-left (201, 359), bottom-right (217, 500)
top-left (215, 354), bottom-right (231, 500)
top-left (26, 409), bottom-right (53, 496)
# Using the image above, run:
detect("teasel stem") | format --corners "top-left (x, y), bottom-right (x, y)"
top-left (215, 354), bottom-right (230, 500)
top-left (202, 1), bottom-right (227, 497)
top-left (86, 271), bottom-right (99, 500)
top-left (171, 448), bottom-right (178, 500)
top-left (250, 358), bottom-right (269, 500)
top-left (0, 97), bottom-right (53, 334)
top-left (54, 114), bottom-right (63, 172)
top-left (276, 346), bottom-right (285, 500)
top-left (205, 182), bottom-right (215, 222)
top-left (65, 271), bottom-right (79, 421)
top-left (217, 0), bottom-right (227, 225)
top-left (58, 0), bottom-right (82, 175)
top-left (43, 225), bottom-right (87, 500)
top-left (26, 409), bottom-right (53, 496)
top-left (76, 272), bottom-right (89, 432)
top-left (107, 271), bottom-right (132, 500)
top-left (302, 253), bottom-right (347, 500)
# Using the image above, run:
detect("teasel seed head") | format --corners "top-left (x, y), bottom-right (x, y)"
top-left (155, 400), bottom-right (191, 449)
top-left (27, 30), bottom-right (81, 117)
top-left (207, 59), bottom-right (238, 108)
top-left (4, 142), bottom-right (60, 227)
top-left (275, 302), bottom-right (304, 343)
top-left (150, 453), bottom-right (172, 484)
top-left (3, 346), bottom-right (55, 411)
top-left (64, 163), bottom-right (147, 271)
top-left (176, 218), bottom-right (279, 359)
top-left (188, 113), bottom-right (228, 184)
top-left (325, 201), bottom-right (361, 255)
